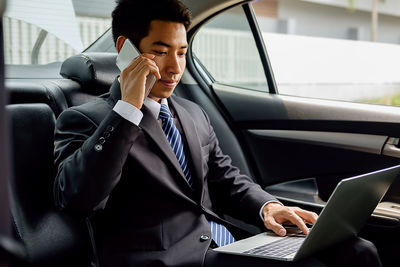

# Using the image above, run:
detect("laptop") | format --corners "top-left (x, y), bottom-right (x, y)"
top-left (214, 165), bottom-right (400, 261)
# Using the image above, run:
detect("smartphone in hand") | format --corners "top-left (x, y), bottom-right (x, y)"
top-left (116, 39), bottom-right (156, 98)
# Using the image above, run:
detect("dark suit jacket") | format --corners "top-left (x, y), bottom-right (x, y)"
top-left (54, 80), bottom-right (276, 267)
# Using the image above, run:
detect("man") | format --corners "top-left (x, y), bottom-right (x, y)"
top-left (53, 0), bottom-right (381, 266)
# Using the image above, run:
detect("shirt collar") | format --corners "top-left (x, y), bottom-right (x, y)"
top-left (144, 97), bottom-right (169, 120)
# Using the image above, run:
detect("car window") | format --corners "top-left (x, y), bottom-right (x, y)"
top-left (252, 0), bottom-right (400, 107)
top-left (192, 5), bottom-right (269, 92)
top-left (3, 0), bottom-right (112, 65)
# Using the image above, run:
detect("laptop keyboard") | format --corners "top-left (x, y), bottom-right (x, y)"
top-left (243, 236), bottom-right (305, 258)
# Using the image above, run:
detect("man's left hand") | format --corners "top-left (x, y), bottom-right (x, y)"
top-left (262, 202), bottom-right (318, 236)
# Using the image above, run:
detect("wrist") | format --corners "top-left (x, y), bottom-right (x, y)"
top-left (262, 201), bottom-right (283, 216)
top-left (121, 96), bottom-right (143, 109)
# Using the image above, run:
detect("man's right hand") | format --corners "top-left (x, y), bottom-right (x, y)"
top-left (262, 202), bottom-right (318, 236)
top-left (119, 53), bottom-right (161, 109)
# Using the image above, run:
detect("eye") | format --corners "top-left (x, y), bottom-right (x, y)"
top-left (153, 50), bottom-right (167, 55)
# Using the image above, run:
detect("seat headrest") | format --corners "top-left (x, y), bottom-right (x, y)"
top-left (60, 52), bottom-right (119, 95)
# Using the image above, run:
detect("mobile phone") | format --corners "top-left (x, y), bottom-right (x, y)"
top-left (116, 38), bottom-right (156, 98)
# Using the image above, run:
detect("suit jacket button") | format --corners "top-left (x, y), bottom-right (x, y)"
top-left (94, 144), bottom-right (103, 152)
top-left (106, 125), bottom-right (114, 132)
top-left (99, 137), bottom-right (105, 144)
top-left (200, 235), bottom-right (210, 242)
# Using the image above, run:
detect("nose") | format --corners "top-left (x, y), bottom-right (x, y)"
top-left (166, 54), bottom-right (182, 75)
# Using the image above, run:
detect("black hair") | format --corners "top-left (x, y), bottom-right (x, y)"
top-left (112, 0), bottom-right (192, 48)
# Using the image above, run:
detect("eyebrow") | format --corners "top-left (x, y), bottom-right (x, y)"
top-left (152, 41), bottom-right (188, 49)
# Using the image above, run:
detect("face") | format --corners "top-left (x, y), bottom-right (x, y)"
top-left (139, 20), bottom-right (188, 102)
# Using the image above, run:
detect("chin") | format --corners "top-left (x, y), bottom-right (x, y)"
top-left (150, 86), bottom-right (175, 100)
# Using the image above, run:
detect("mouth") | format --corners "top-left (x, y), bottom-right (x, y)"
top-left (159, 79), bottom-right (177, 88)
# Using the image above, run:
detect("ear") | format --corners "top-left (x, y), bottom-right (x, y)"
top-left (116, 36), bottom-right (127, 53)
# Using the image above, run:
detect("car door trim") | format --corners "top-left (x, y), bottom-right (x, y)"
top-left (213, 83), bottom-right (400, 124)
top-left (247, 129), bottom-right (387, 155)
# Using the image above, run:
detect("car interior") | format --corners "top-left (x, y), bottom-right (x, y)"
top-left (4, 0), bottom-right (400, 266)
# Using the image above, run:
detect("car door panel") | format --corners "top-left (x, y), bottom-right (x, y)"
top-left (212, 82), bottom-right (400, 194)
top-left (244, 130), bottom-right (395, 181)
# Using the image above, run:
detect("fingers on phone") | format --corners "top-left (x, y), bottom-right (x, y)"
top-left (137, 63), bottom-right (160, 80)
top-left (125, 56), bottom-right (160, 79)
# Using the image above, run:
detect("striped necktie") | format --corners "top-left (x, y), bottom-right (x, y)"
top-left (159, 103), bottom-right (235, 247)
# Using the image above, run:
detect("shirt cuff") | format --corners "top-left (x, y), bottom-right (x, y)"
top-left (259, 200), bottom-right (284, 221)
top-left (113, 100), bottom-right (143, 126)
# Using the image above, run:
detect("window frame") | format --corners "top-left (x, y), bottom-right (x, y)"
top-left (243, 3), bottom-right (278, 94)
top-left (188, 3), bottom-right (278, 94)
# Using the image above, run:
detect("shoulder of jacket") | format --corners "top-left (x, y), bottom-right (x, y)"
top-left (59, 97), bottom-right (112, 126)
top-left (172, 95), bottom-right (203, 111)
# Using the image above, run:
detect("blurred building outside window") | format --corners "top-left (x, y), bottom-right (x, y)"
top-left (252, 0), bottom-right (400, 106)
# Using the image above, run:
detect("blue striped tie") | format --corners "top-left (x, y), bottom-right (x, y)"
top-left (159, 103), bottom-right (235, 247)
top-left (159, 103), bottom-right (193, 187)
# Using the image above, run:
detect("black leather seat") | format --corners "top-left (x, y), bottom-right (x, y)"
top-left (59, 52), bottom-right (120, 107)
top-left (6, 52), bottom-right (119, 118)
top-left (6, 80), bottom-right (69, 117)
top-left (6, 53), bottom-right (121, 267)
top-left (8, 103), bottom-right (90, 266)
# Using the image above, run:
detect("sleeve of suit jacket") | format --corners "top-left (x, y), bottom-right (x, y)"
top-left (200, 108), bottom-right (277, 226)
top-left (54, 103), bottom-right (139, 214)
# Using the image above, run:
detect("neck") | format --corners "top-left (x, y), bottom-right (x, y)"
top-left (148, 94), bottom-right (162, 103)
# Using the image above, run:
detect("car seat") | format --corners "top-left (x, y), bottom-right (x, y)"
top-left (8, 103), bottom-right (91, 267)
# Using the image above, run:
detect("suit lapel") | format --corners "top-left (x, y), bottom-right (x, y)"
top-left (139, 105), bottom-right (195, 191)
top-left (169, 97), bottom-right (204, 197)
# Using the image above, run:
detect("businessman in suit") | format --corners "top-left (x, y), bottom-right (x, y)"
top-left (54, 0), bottom-right (381, 266)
